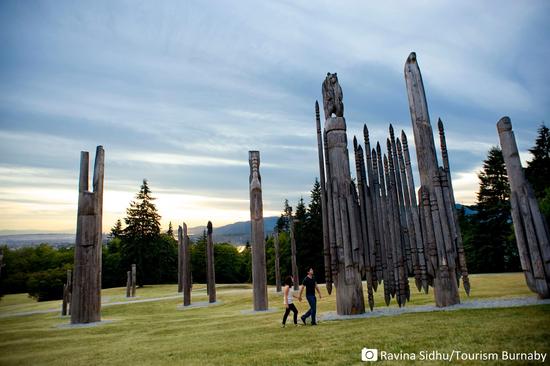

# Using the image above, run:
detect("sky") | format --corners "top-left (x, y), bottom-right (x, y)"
top-left (0, 1), bottom-right (549, 233)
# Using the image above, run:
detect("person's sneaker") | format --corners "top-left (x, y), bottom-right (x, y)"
top-left (311, 322), bottom-right (318, 326)
top-left (281, 324), bottom-right (286, 328)
top-left (300, 316), bottom-right (307, 325)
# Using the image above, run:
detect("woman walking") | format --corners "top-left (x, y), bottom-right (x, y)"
top-left (282, 275), bottom-right (299, 327)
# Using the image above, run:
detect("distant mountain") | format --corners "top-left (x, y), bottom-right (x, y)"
top-left (188, 216), bottom-right (279, 245)
top-left (0, 217), bottom-right (280, 248)
top-left (456, 203), bottom-right (477, 216)
top-left (1, 206), bottom-right (476, 249)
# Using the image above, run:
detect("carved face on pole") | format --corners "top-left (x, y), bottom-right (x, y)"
top-left (249, 151), bottom-right (262, 221)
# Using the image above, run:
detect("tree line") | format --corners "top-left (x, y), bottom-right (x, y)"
top-left (0, 123), bottom-right (548, 301)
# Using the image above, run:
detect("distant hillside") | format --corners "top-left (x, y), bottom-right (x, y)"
top-left (0, 206), bottom-right (476, 248)
top-left (0, 233), bottom-right (109, 248)
top-left (456, 203), bottom-right (477, 216)
top-left (188, 216), bottom-right (279, 244)
top-left (0, 217), bottom-right (281, 248)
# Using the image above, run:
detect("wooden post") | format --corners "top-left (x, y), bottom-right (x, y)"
top-left (131, 264), bottom-right (136, 297)
top-left (401, 131), bottom-right (429, 293)
top-left (321, 72), bottom-right (365, 315)
top-left (372, 147), bottom-right (391, 306)
top-left (390, 125), bottom-right (413, 275)
top-left (497, 117), bottom-right (550, 298)
top-left (274, 231), bottom-right (282, 293)
top-left (353, 137), bottom-right (375, 310)
top-left (288, 210), bottom-right (300, 291)
top-left (71, 146), bottom-right (104, 324)
top-left (0, 249), bottom-right (4, 279)
top-left (125, 271), bottom-right (131, 298)
top-left (206, 221), bottom-right (216, 303)
top-left (364, 125), bottom-right (383, 286)
top-left (182, 223), bottom-right (192, 306)
top-left (396, 137), bottom-right (422, 293)
top-left (62, 269), bottom-right (72, 316)
top-left (249, 151), bottom-right (268, 310)
top-left (438, 119), bottom-right (470, 294)
top-left (315, 101), bottom-right (333, 294)
top-left (404, 52), bottom-right (461, 307)
top-left (324, 130), bottom-right (339, 283)
top-left (178, 225), bottom-right (183, 293)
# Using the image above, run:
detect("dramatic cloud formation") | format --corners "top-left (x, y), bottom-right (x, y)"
top-left (1, 1), bottom-right (548, 232)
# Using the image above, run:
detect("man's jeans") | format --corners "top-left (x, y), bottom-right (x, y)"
top-left (303, 295), bottom-right (317, 324)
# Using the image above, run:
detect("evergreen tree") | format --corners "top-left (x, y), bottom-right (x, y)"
top-left (166, 221), bottom-right (174, 237)
top-left (526, 123), bottom-right (550, 198)
top-left (525, 123), bottom-right (550, 225)
top-left (476, 147), bottom-right (509, 212)
top-left (304, 180), bottom-right (325, 283)
top-left (121, 179), bottom-right (162, 286)
top-left (110, 219), bottom-right (123, 239)
top-left (294, 197), bottom-right (307, 282)
top-left (466, 147), bottom-right (519, 273)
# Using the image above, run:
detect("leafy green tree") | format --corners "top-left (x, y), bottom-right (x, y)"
top-left (214, 243), bottom-right (245, 283)
top-left (190, 231), bottom-right (207, 283)
top-left (0, 244), bottom-right (74, 300)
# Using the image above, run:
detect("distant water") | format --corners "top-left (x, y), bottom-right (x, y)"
top-left (0, 233), bottom-right (108, 248)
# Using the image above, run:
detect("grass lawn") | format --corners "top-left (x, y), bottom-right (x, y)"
top-left (0, 273), bottom-right (549, 365)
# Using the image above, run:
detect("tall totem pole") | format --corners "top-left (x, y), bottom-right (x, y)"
top-left (71, 146), bottom-right (104, 324)
top-left (497, 117), bottom-right (550, 298)
top-left (318, 73), bottom-right (365, 315)
top-left (249, 151), bottom-right (269, 310)
top-left (404, 53), bottom-right (468, 306)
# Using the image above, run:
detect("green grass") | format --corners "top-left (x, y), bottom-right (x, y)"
top-left (0, 273), bottom-right (548, 365)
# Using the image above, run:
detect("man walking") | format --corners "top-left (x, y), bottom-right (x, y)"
top-left (299, 267), bottom-right (322, 325)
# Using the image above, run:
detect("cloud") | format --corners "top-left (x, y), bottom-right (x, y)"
top-left (0, 0), bottom-right (548, 232)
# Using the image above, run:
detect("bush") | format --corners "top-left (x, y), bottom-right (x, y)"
top-left (26, 266), bottom-right (68, 301)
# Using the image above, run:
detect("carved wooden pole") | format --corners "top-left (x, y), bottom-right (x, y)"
top-left (178, 225), bottom-right (183, 293)
top-left (385, 151), bottom-right (407, 306)
top-left (372, 147), bottom-right (391, 306)
top-left (273, 231), bottom-right (282, 293)
top-left (324, 130), bottom-right (339, 284)
top-left (401, 131), bottom-right (429, 293)
top-left (315, 101), bottom-right (333, 294)
top-left (249, 151), bottom-right (268, 310)
top-left (125, 271), bottom-right (131, 298)
top-left (62, 269), bottom-right (72, 316)
top-left (353, 137), bottom-right (375, 310)
top-left (71, 146), bottom-right (104, 324)
top-left (321, 72), bottom-right (365, 315)
top-left (404, 52), bottom-right (461, 307)
top-left (131, 264), bottom-right (136, 297)
top-left (497, 117), bottom-right (550, 298)
top-left (206, 221), bottom-right (216, 303)
top-left (389, 125), bottom-right (413, 275)
top-left (182, 223), bottom-right (192, 306)
top-left (288, 210), bottom-right (300, 291)
top-left (438, 119), bottom-right (470, 294)
top-left (0, 249), bottom-right (4, 279)
top-left (364, 125), bottom-right (383, 286)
